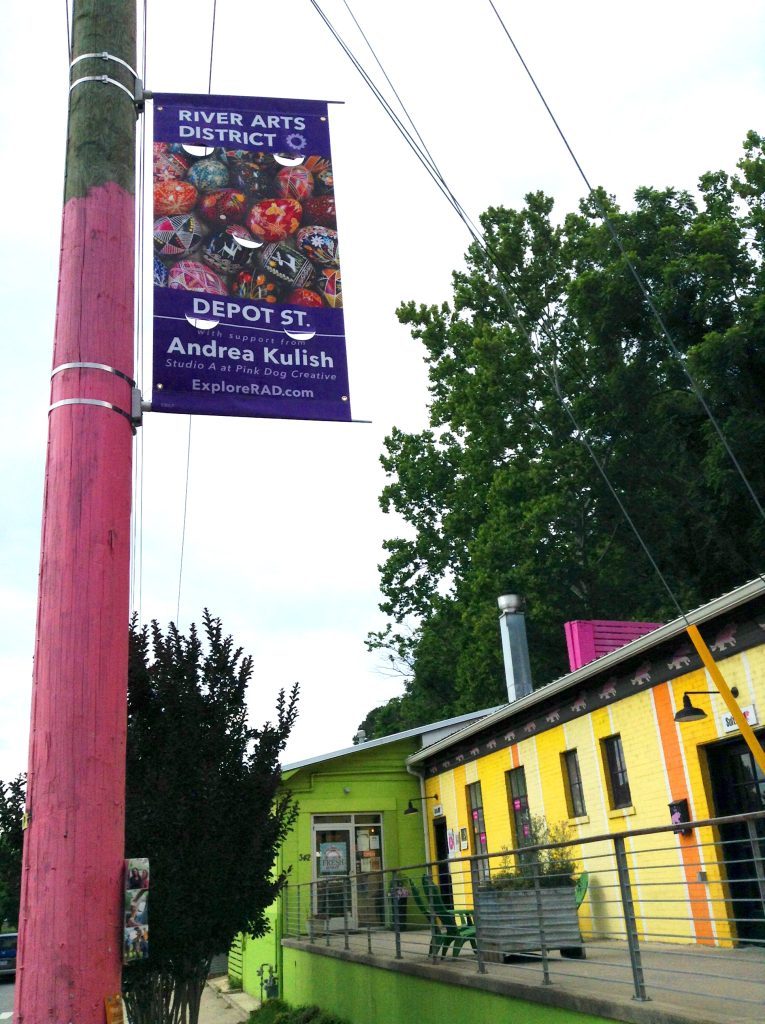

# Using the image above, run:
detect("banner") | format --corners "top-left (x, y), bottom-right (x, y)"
top-left (151, 93), bottom-right (351, 422)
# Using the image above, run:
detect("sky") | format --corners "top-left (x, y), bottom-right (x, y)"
top-left (1, 0), bottom-right (764, 780)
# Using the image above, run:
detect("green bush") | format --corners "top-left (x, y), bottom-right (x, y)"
top-left (249, 1002), bottom-right (349, 1024)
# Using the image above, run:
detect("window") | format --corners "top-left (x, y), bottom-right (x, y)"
top-left (466, 781), bottom-right (489, 880)
top-left (562, 749), bottom-right (587, 818)
top-left (506, 766), bottom-right (531, 847)
top-left (602, 735), bottom-right (632, 809)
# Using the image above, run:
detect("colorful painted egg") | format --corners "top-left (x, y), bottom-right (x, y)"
top-left (285, 288), bottom-right (324, 308)
top-left (257, 242), bottom-right (315, 289)
top-left (168, 260), bottom-right (228, 295)
top-left (230, 162), bottom-right (273, 197)
top-left (302, 195), bottom-right (337, 228)
top-left (315, 166), bottom-right (334, 194)
top-left (198, 189), bottom-right (248, 224)
top-left (227, 150), bottom-right (270, 166)
top-left (275, 166), bottom-right (314, 201)
top-left (296, 225), bottom-right (339, 266)
top-left (154, 179), bottom-right (198, 216)
top-left (153, 147), bottom-right (190, 182)
top-left (202, 225), bottom-right (260, 276)
top-left (246, 198), bottom-right (302, 242)
top-left (186, 158), bottom-right (229, 193)
top-left (153, 257), bottom-right (169, 288)
top-left (153, 214), bottom-right (207, 258)
top-left (315, 266), bottom-right (342, 308)
top-left (233, 269), bottom-right (281, 304)
top-left (304, 155), bottom-right (331, 176)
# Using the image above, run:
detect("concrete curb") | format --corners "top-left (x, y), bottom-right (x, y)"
top-left (206, 975), bottom-right (260, 1020)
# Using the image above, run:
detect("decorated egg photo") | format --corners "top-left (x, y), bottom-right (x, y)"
top-left (154, 179), bottom-right (198, 216)
top-left (168, 260), bottom-right (228, 295)
top-left (257, 242), bottom-right (315, 290)
top-left (296, 225), bottom-right (339, 266)
top-left (315, 266), bottom-right (342, 308)
top-left (153, 213), bottom-right (207, 258)
top-left (153, 257), bottom-right (169, 288)
top-left (198, 189), bottom-right (248, 224)
top-left (285, 288), bottom-right (324, 308)
top-left (202, 225), bottom-right (260, 276)
top-left (230, 161), bottom-right (274, 198)
top-left (186, 157), bottom-right (229, 194)
top-left (302, 195), bottom-right (337, 228)
top-left (275, 165), bottom-right (314, 201)
top-left (233, 269), bottom-right (281, 304)
top-left (246, 198), bottom-right (303, 242)
top-left (153, 146), bottom-right (190, 182)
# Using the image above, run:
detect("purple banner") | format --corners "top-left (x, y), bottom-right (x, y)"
top-left (151, 93), bottom-right (350, 422)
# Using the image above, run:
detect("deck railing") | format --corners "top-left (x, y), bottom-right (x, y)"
top-left (282, 810), bottom-right (765, 1019)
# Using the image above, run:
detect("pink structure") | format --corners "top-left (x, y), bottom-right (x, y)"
top-left (564, 619), bottom-right (662, 672)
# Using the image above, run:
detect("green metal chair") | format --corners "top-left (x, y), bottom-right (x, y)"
top-left (575, 871), bottom-right (589, 909)
top-left (420, 874), bottom-right (477, 958)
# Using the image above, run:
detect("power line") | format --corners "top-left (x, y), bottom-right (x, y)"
top-left (312, 0), bottom-right (761, 618)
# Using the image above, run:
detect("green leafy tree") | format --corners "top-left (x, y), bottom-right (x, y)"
top-left (362, 133), bottom-right (765, 737)
top-left (0, 774), bottom-right (25, 928)
top-left (123, 612), bottom-right (298, 1024)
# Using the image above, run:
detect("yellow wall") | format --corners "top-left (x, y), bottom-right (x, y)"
top-left (423, 642), bottom-right (765, 947)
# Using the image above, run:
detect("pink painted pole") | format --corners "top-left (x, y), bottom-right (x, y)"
top-left (16, 2), bottom-right (136, 1021)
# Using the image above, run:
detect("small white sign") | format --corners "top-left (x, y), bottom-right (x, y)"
top-left (433, 804), bottom-right (443, 817)
top-left (719, 703), bottom-right (758, 734)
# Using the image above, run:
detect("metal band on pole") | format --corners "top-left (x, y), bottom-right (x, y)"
top-left (70, 50), bottom-right (139, 79)
top-left (49, 397), bottom-right (135, 428)
top-left (52, 361), bottom-right (136, 387)
top-left (70, 75), bottom-right (137, 103)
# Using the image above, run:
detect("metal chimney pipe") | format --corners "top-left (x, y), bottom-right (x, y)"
top-left (498, 594), bottom-right (534, 702)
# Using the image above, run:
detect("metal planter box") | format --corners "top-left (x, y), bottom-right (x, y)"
top-left (476, 886), bottom-right (583, 961)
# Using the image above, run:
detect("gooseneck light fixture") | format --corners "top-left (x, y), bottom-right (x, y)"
top-left (674, 687), bottom-right (739, 723)
top-left (404, 794), bottom-right (438, 815)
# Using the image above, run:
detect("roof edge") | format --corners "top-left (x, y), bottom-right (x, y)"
top-left (408, 576), bottom-right (765, 766)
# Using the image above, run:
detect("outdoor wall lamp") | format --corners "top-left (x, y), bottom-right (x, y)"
top-left (404, 794), bottom-right (438, 815)
top-left (674, 688), bottom-right (739, 723)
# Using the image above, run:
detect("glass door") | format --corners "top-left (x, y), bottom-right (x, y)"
top-left (311, 814), bottom-right (384, 930)
top-left (314, 827), bottom-right (352, 930)
top-left (354, 822), bottom-right (384, 926)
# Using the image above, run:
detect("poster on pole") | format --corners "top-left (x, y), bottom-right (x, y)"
top-left (123, 858), bottom-right (150, 964)
top-left (151, 92), bottom-right (351, 422)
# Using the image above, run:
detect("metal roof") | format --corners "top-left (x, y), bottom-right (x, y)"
top-left (408, 576), bottom-right (765, 766)
top-left (282, 705), bottom-right (502, 774)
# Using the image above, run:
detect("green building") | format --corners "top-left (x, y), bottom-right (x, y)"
top-left (231, 710), bottom-right (497, 1001)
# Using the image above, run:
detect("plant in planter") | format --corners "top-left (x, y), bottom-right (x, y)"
top-left (475, 817), bottom-right (585, 961)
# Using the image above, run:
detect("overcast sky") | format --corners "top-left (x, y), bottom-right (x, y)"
top-left (1, 1), bottom-right (764, 780)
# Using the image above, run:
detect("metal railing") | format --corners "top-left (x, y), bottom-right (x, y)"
top-left (282, 810), bottom-right (765, 1020)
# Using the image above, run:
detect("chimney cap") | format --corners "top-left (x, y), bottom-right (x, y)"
top-left (498, 594), bottom-right (524, 614)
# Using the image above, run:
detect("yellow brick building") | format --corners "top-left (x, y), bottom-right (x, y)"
top-left (408, 578), bottom-right (765, 947)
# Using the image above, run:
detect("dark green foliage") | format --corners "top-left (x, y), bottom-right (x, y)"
top-left (123, 612), bottom-right (299, 1024)
top-left (0, 774), bottom-right (25, 927)
top-left (249, 1004), bottom-right (349, 1024)
top-left (364, 133), bottom-right (765, 736)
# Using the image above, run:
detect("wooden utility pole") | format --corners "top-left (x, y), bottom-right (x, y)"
top-left (16, 1), bottom-right (137, 1021)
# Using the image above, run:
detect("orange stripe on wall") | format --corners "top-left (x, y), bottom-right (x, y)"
top-left (653, 685), bottom-right (715, 944)
top-left (511, 744), bottom-right (519, 769)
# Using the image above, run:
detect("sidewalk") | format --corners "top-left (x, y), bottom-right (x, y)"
top-left (199, 976), bottom-right (259, 1024)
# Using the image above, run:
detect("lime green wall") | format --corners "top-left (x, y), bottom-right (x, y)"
top-left (283, 947), bottom-right (617, 1024)
top-left (240, 736), bottom-right (426, 998)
